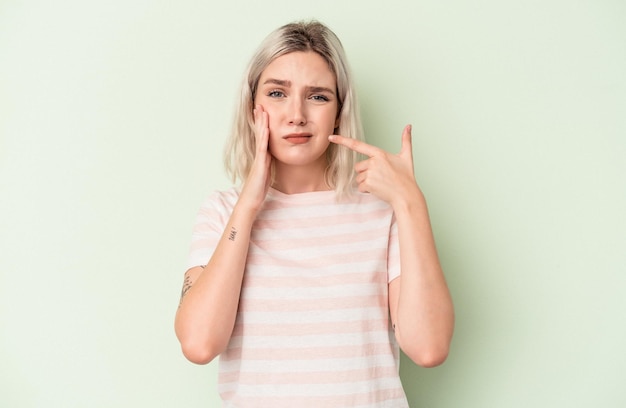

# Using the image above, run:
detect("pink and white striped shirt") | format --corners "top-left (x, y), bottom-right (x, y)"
top-left (187, 187), bottom-right (409, 407)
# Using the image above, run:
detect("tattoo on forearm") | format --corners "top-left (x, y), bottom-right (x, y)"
top-left (228, 227), bottom-right (238, 241)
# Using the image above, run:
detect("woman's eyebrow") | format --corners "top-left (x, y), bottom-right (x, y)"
top-left (307, 86), bottom-right (335, 95)
top-left (263, 78), bottom-right (291, 87)
top-left (261, 79), bottom-right (335, 95)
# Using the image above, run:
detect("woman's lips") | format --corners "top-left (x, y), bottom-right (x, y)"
top-left (284, 133), bottom-right (312, 144)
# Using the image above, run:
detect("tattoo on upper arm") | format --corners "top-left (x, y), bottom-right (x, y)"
top-left (178, 266), bottom-right (205, 307)
top-left (228, 227), bottom-right (238, 241)
top-left (178, 273), bottom-right (193, 306)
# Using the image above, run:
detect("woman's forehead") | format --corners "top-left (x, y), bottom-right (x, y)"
top-left (260, 51), bottom-right (336, 87)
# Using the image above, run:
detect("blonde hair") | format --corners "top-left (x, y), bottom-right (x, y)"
top-left (224, 20), bottom-right (364, 196)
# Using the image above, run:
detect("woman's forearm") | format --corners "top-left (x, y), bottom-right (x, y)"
top-left (390, 188), bottom-right (455, 367)
top-left (174, 204), bottom-right (256, 364)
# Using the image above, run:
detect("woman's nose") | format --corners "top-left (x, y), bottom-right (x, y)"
top-left (288, 99), bottom-right (307, 126)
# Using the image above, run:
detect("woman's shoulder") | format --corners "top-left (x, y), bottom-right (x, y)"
top-left (199, 186), bottom-right (240, 211)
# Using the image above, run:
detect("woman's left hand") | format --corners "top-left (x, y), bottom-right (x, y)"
top-left (329, 125), bottom-right (421, 206)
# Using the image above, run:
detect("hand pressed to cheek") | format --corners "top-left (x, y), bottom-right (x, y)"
top-left (238, 105), bottom-right (272, 213)
top-left (253, 105), bottom-right (270, 153)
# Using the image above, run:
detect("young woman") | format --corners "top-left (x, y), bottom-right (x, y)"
top-left (175, 20), bottom-right (454, 407)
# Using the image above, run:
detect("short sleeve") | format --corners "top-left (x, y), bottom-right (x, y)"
top-left (185, 189), bottom-right (238, 270)
top-left (387, 212), bottom-right (401, 283)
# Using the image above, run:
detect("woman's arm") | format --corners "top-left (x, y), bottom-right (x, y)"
top-left (329, 126), bottom-right (454, 367)
top-left (174, 204), bottom-right (257, 365)
top-left (174, 106), bottom-right (272, 365)
top-left (387, 186), bottom-right (454, 367)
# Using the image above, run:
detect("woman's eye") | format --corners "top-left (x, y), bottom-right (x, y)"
top-left (268, 90), bottom-right (284, 98)
top-left (311, 95), bottom-right (329, 102)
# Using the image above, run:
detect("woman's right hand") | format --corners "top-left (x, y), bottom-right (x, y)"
top-left (238, 105), bottom-right (272, 213)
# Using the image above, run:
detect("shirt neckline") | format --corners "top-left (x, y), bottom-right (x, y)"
top-left (266, 187), bottom-right (337, 203)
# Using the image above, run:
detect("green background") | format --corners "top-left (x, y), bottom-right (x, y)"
top-left (1, 0), bottom-right (624, 406)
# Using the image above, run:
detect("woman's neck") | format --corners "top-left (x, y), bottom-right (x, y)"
top-left (272, 162), bottom-right (331, 194)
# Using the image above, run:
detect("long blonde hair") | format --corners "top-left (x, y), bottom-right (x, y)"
top-left (224, 20), bottom-right (364, 195)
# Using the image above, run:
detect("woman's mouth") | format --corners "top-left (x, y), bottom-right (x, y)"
top-left (283, 133), bottom-right (312, 144)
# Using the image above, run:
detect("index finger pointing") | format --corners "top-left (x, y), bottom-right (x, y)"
top-left (328, 135), bottom-right (380, 157)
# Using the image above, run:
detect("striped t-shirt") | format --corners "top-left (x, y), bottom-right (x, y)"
top-left (187, 187), bottom-right (409, 407)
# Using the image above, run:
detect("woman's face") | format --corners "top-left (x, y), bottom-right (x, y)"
top-left (254, 51), bottom-right (339, 171)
